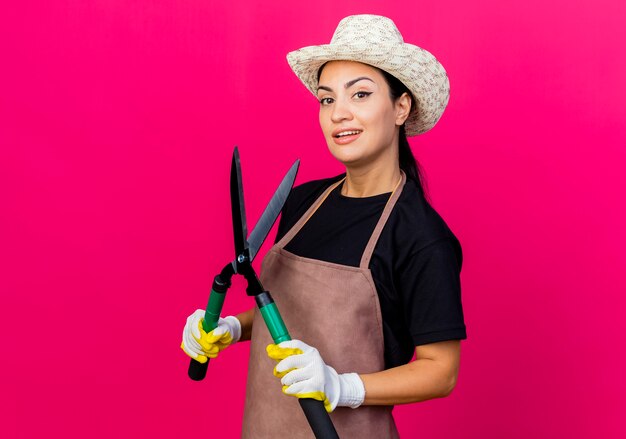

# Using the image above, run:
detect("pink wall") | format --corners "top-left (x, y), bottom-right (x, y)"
top-left (1, 1), bottom-right (625, 437)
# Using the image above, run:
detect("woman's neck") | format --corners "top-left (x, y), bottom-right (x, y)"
top-left (341, 166), bottom-right (402, 198)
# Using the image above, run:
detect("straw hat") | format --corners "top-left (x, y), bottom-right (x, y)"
top-left (286, 14), bottom-right (450, 136)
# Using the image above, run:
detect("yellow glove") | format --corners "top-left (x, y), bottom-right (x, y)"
top-left (266, 339), bottom-right (365, 413)
top-left (181, 309), bottom-right (241, 363)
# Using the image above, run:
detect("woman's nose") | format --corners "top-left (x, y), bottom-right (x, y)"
top-left (330, 98), bottom-right (353, 123)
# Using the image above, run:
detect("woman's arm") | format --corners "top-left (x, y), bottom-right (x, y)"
top-left (360, 340), bottom-right (461, 405)
top-left (235, 307), bottom-right (255, 342)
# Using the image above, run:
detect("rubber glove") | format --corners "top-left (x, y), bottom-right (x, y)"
top-left (181, 309), bottom-right (242, 363)
top-left (266, 339), bottom-right (365, 413)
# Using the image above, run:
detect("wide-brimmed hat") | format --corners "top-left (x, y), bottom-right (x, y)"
top-left (286, 14), bottom-right (450, 136)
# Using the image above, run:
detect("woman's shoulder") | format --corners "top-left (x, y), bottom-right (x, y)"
top-left (388, 178), bottom-right (462, 266)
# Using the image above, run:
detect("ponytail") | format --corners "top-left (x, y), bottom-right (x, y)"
top-left (398, 124), bottom-right (429, 201)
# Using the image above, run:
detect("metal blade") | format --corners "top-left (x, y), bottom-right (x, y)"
top-left (247, 159), bottom-right (300, 262)
top-left (230, 146), bottom-right (248, 262)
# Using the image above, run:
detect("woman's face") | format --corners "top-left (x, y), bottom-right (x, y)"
top-left (317, 60), bottom-right (409, 169)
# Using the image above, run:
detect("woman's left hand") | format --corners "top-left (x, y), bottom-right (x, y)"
top-left (266, 339), bottom-right (365, 413)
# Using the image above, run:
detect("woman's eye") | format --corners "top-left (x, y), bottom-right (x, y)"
top-left (354, 91), bottom-right (372, 99)
top-left (319, 97), bottom-right (334, 105)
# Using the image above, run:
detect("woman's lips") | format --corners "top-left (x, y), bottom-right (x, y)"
top-left (333, 131), bottom-right (362, 145)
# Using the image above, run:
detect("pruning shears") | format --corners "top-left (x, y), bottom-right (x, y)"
top-left (187, 146), bottom-right (340, 439)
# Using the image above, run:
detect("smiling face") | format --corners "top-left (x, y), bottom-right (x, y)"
top-left (317, 60), bottom-right (410, 170)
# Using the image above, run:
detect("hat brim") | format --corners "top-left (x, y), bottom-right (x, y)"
top-left (287, 42), bottom-right (450, 136)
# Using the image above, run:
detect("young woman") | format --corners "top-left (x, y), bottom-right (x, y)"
top-left (181, 14), bottom-right (467, 438)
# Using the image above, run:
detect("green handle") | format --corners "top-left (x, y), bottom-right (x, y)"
top-left (188, 275), bottom-right (229, 381)
top-left (203, 287), bottom-right (226, 332)
top-left (259, 302), bottom-right (291, 344)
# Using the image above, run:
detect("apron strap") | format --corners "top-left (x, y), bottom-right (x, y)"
top-left (359, 171), bottom-right (407, 269)
top-left (275, 176), bottom-right (346, 249)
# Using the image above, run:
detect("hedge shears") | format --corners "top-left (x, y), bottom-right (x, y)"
top-left (187, 146), bottom-right (339, 439)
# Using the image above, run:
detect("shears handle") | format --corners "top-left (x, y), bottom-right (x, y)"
top-left (188, 275), bottom-right (229, 381)
top-left (256, 292), bottom-right (340, 439)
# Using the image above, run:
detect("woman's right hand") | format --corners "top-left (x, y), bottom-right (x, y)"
top-left (181, 309), bottom-right (242, 363)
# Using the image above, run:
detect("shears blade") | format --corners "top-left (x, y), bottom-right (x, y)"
top-left (247, 159), bottom-right (299, 262)
top-left (229, 147), bottom-right (299, 273)
top-left (230, 146), bottom-right (248, 264)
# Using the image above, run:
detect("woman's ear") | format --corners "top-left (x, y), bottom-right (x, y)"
top-left (395, 92), bottom-right (412, 126)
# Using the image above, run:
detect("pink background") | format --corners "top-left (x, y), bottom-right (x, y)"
top-left (1, 1), bottom-right (625, 437)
